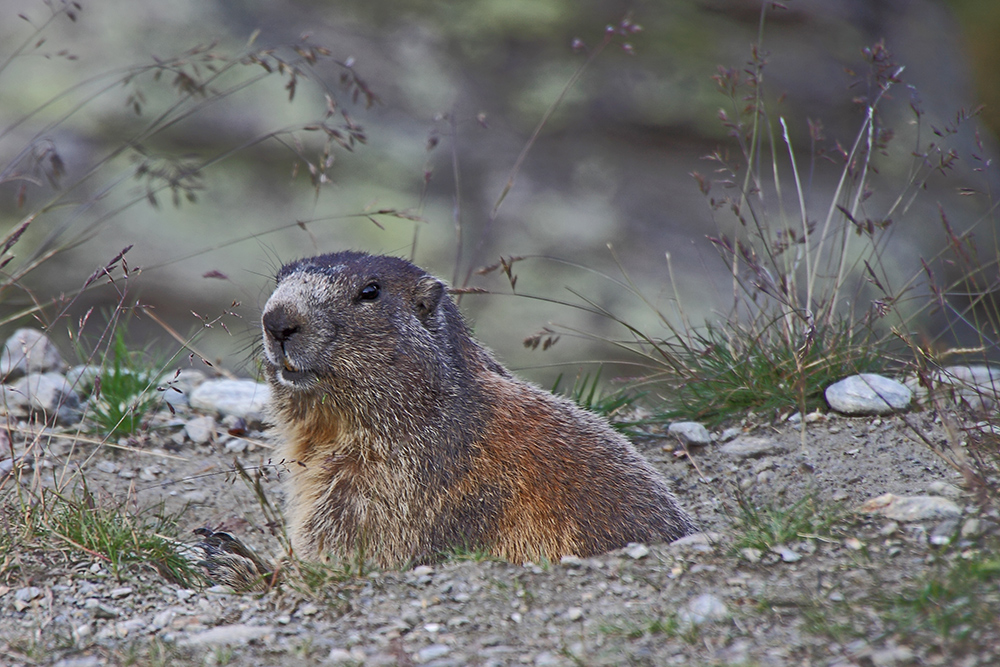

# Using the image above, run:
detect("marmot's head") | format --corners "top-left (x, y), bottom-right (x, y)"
top-left (261, 251), bottom-right (450, 400)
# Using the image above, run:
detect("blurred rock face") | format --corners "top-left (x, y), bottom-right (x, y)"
top-left (0, 0), bottom-right (996, 375)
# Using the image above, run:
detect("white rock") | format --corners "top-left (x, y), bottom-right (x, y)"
top-left (326, 648), bottom-right (354, 664)
top-left (720, 437), bottom-right (790, 459)
top-left (624, 543), bottom-right (649, 559)
top-left (181, 623), bottom-right (274, 645)
top-left (565, 607), bottom-right (584, 621)
top-left (183, 415), bottom-right (216, 444)
top-left (15, 586), bottom-right (43, 602)
top-left (533, 652), bottom-right (561, 667)
top-left (190, 379), bottom-right (270, 425)
top-left (773, 545), bottom-right (802, 562)
top-left (825, 374), bottom-right (911, 415)
top-left (95, 460), bottom-right (117, 474)
top-left (668, 421), bottom-right (712, 446)
top-left (162, 369), bottom-right (208, 408)
top-left (860, 493), bottom-right (962, 522)
top-left (1, 328), bottom-right (66, 380)
top-left (414, 644), bottom-right (450, 663)
top-left (680, 593), bottom-right (729, 625)
top-left (224, 438), bottom-right (248, 453)
top-left (926, 481), bottom-right (963, 498)
top-left (65, 365), bottom-right (100, 390)
top-left (10, 372), bottom-right (81, 424)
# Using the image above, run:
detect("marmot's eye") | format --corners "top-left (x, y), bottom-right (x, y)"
top-left (359, 282), bottom-right (380, 301)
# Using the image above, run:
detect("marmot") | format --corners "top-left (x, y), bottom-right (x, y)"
top-left (241, 249), bottom-right (697, 570)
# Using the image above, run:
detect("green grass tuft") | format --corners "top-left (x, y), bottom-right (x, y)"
top-left (85, 329), bottom-right (164, 437)
top-left (729, 491), bottom-right (844, 554)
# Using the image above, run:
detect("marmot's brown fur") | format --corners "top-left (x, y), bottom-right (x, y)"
top-left (260, 250), bottom-right (696, 567)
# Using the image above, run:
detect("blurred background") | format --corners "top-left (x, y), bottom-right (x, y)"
top-left (0, 0), bottom-right (998, 384)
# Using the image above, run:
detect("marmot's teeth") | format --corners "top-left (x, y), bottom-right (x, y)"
top-left (283, 359), bottom-right (299, 373)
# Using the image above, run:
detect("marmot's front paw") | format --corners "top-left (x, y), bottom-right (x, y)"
top-left (194, 528), bottom-right (274, 592)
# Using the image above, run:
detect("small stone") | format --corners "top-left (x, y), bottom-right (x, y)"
top-left (825, 374), bottom-right (911, 415)
top-left (926, 481), bottom-right (963, 498)
top-left (11, 372), bottom-right (81, 424)
top-left (183, 415), bottom-right (216, 445)
top-left (669, 532), bottom-right (722, 549)
top-left (718, 427), bottom-right (742, 442)
top-left (844, 537), bottom-right (864, 550)
top-left (151, 609), bottom-right (176, 630)
top-left (680, 593), bottom-right (728, 625)
top-left (739, 548), bottom-right (762, 563)
top-left (299, 603), bottom-right (319, 616)
top-left (224, 438), bottom-right (248, 453)
top-left (162, 369), bottom-right (208, 408)
top-left (15, 586), bottom-right (43, 602)
top-left (65, 365), bottom-right (100, 389)
top-left (559, 555), bottom-right (583, 568)
top-left (624, 543), bottom-right (649, 559)
top-left (773, 545), bottom-right (802, 562)
top-left (930, 519), bottom-right (960, 546)
top-left (1, 328), bottom-right (66, 381)
top-left (181, 623), bottom-right (274, 645)
top-left (878, 522), bottom-right (899, 537)
top-left (327, 648), bottom-right (354, 664)
top-left (189, 379), bottom-right (270, 426)
top-left (411, 565), bottom-right (434, 577)
top-left (52, 657), bottom-right (101, 667)
top-left (533, 652), bottom-right (561, 667)
top-left (720, 437), bottom-right (790, 459)
top-left (414, 644), bottom-right (450, 663)
top-left (109, 587), bottom-right (133, 599)
top-left (182, 490), bottom-right (208, 503)
top-left (565, 607), bottom-right (583, 621)
top-left (95, 460), bottom-right (117, 474)
top-left (869, 645), bottom-right (914, 667)
top-left (860, 493), bottom-right (962, 522)
top-left (668, 421), bottom-right (712, 446)
top-left (961, 518), bottom-right (983, 538)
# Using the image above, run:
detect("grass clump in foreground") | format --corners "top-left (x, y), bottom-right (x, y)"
top-left (0, 480), bottom-right (201, 588)
top-left (729, 491), bottom-right (844, 555)
top-left (880, 539), bottom-right (1000, 655)
top-left (82, 328), bottom-right (165, 437)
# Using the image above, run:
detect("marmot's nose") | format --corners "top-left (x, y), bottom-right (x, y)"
top-left (263, 305), bottom-right (301, 343)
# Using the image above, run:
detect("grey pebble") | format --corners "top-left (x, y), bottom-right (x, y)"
top-left (109, 587), bottom-right (133, 599)
top-left (184, 415), bottom-right (216, 444)
top-left (624, 543), bottom-right (649, 559)
top-left (181, 623), bottom-right (275, 645)
top-left (11, 372), bottom-right (81, 424)
top-left (668, 421), bottom-right (712, 446)
top-left (680, 593), bottom-right (729, 626)
top-left (189, 379), bottom-right (270, 425)
top-left (415, 644), bottom-right (451, 663)
top-left (825, 374), bottom-right (911, 415)
top-left (720, 436), bottom-right (790, 459)
top-left (1, 328), bottom-right (66, 381)
top-left (862, 493), bottom-right (962, 521)
top-left (15, 586), bottom-right (43, 602)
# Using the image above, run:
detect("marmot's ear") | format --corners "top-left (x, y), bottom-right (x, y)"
top-left (414, 276), bottom-right (445, 323)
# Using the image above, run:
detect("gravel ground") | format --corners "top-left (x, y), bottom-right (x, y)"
top-left (2, 397), bottom-right (999, 667)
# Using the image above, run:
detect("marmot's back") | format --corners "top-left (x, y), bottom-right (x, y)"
top-left (261, 251), bottom-right (696, 566)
